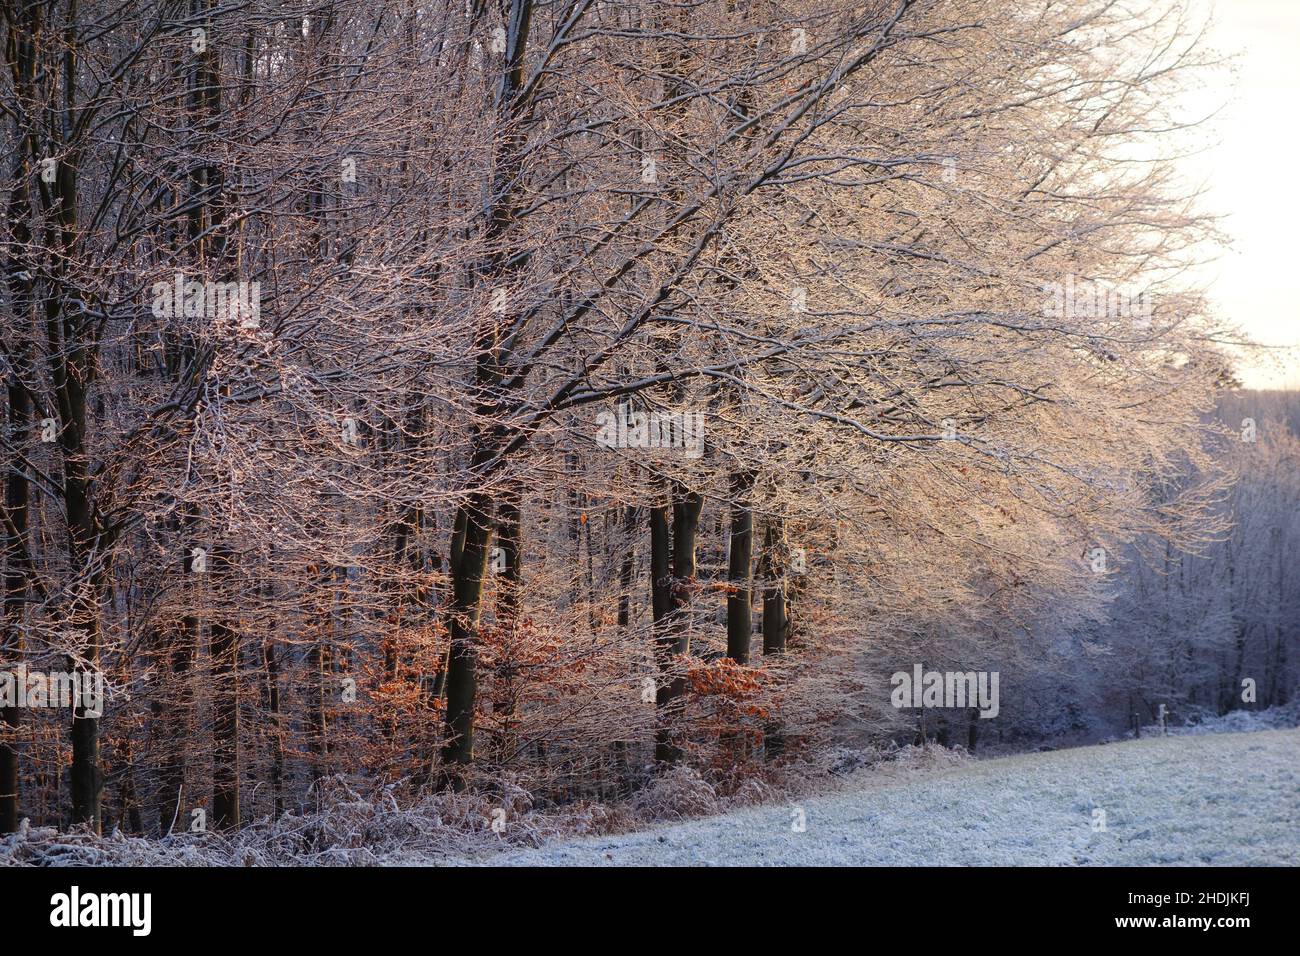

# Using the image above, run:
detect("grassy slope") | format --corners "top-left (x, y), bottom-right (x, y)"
top-left (453, 728), bottom-right (1300, 866)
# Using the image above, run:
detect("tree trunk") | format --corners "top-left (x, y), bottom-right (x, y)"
top-left (438, 490), bottom-right (493, 786)
top-left (1, 343), bottom-right (31, 833)
top-left (761, 519), bottom-right (789, 759)
top-left (1, 109), bottom-right (35, 832)
top-left (653, 484), bottom-right (702, 763)
top-left (494, 483), bottom-right (523, 759)
top-left (156, 521), bottom-right (198, 833)
top-left (68, 590), bottom-right (103, 831)
top-left (761, 520), bottom-right (789, 655)
top-left (261, 636), bottom-right (284, 819)
top-left (210, 546), bottom-right (239, 830)
top-left (726, 472), bottom-right (754, 664)
top-left (434, 0), bottom-right (534, 785)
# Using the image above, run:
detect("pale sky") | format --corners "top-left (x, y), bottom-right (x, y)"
top-left (1186, 0), bottom-right (1300, 388)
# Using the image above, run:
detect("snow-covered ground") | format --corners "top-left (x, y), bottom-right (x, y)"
top-left (450, 727), bottom-right (1300, 866)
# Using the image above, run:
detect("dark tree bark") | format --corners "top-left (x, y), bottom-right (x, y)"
top-left (617, 506), bottom-right (639, 628)
top-left (650, 503), bottom-right (672, 626)
top-left (155, 514), bottom-right (198, 833)
top-left (726, 472), bottom-right (754, 664)
top-left (761, 520), bottom-right (789, 656)
top-left (437, 0), bottom-right (534, 788)
top-left (306, 631), bottom-right (331, 783)
top-left (68, 587), bottom-right (103, 831)
top-left (209, 546), bottom-right (239, 830)
top-left (0, 37), bottom-right (35, 828)
top-left (494, 481), bottom-right (523, 757)
top-left (261, 636), bottom-right (284, 820)
top-left (1, 361), bottom-right (30, 833)
top-left (438, 489), bottom-right (493, 785)
top-left (653, 484), bottom-right (702, 763)
top-left (761, 519), bottom-right (789, 759)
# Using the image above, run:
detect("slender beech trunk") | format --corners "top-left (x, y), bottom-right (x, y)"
top-left (494, 482), bottom-right (523, 759)
top-left (62, 364), bottom-right (104, 830)
top-left (261, 636), bottom-right (284, 819)
top-left (1, 363), bottom-right (30, 833)
top-left (617, 506), bottom-right (639, 628)
top-left (761, 520), bottom-right (789, 655)
top-left (40, 10), bottom-right (105, 829)
top-left (119, 733), bottom-right (143, 835)
top-left (726, 472), bottom-right (754, 664)
top-left (383, 414), bottom-right (425, 773)
top-left (68, 581), bottom-right (103, 831)
top-left (155, 508), bottom-right (200, 833)
top-left (437, 0), bottom-right (534, 785)
top-left (306, 627), bottom-right (331, 783)
top-left (650, 504), bottom-right (672, 625)
top-left (432, 506), bottom-right (468, 706)
top-left (210, 545), bottom-right (239, 829)
top-left (438, 489), bottom-right (493, 786)
top-left (1, 65), bottom-right (35, 828)
top-left (761, 519), bottom-right (789, 759)
top-left (612, 505), bottom-right (639, 792)
top-left (654, 485), bottom-right (702, 763)
top-left (649, 500), bottom-right (672, 754)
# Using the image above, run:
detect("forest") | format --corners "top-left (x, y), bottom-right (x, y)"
top-left (0, 0), bottom-right (1295, 851)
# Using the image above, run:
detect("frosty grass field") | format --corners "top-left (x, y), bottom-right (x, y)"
top-left (450, 727), bottom-right (1300, 866)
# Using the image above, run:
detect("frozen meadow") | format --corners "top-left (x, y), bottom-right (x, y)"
top-left (3, 717), bottom-right (1294, 867)
top-left (450, 726), bottom-right (1300, 867)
